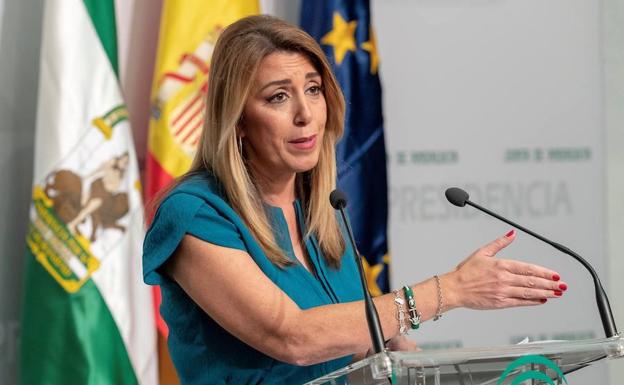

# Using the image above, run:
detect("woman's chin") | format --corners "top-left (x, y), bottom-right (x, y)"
top-left (292, 165), bottom-right (317, 174)
top-left (289, 158), bottom-right (319, 174)
top-left (280, 150), bottom-right (319, 172)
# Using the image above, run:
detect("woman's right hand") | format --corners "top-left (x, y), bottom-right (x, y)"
top-left (443, 230), bottom-right (568, 310)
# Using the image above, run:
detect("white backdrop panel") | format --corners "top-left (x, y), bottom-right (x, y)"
top-left (374, 0), bottom-right (607, 382)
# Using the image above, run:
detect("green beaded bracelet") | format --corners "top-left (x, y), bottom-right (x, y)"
top-left (402, 285), bottom-right (421, 330)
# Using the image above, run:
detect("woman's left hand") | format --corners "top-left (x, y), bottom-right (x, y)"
top-left (386, 335), bottom-right (421, 352)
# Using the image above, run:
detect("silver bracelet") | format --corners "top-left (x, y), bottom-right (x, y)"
top-left (393, 289), bottom-right (408, 335)
top-left (433, 275), bottom-right (444, 321)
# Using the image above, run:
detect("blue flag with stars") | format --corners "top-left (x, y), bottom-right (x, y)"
top-left (301, 0), bottom-right (389, 295)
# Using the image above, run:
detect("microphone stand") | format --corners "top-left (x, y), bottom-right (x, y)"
top-left (331, 190), bottom-right (393, 383)
top-left (336, 207), bottom-right (387, 354)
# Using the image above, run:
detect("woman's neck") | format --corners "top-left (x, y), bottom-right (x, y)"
top-left (250, 165), bottom-right (297, 208)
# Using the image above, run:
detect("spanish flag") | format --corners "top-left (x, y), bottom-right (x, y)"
top-left (146, 1), bottom-right (258, 383)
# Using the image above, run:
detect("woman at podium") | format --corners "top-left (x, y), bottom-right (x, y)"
top-left (143, 15), bottom-right (567, 385)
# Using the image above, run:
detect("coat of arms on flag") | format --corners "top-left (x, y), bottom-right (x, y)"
top-left (27, 106), bottom-right (139, 293)
top-left (151, 27), bottom-right (221, 157)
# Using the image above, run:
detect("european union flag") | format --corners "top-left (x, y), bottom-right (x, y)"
top-left (301, 0), bottom-right (389, 295)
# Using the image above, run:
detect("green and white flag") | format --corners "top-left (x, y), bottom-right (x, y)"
top-left (21, 1), bottom-right (157, 384)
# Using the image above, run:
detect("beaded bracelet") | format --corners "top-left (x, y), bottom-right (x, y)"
top-left (402, 285), bottom-right (421, 330)
top-left (433, 275), bottom-right (444, 321)
top-left (393, 289), bottom-right (408, 335)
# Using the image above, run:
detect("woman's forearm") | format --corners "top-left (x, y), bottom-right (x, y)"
top-left (287, 273), bottom-right (458, 365)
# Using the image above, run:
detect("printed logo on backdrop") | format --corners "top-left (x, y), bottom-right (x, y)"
top-left (387, 150), bottom-right (458, 166)
top-left (504, 147), bottom-right (592, 163)
top-left (151, 25), bottom-right (222, 160)
top-left (387, 147), bottom-right (592, 223)
top-left (497, 355), bottom-right (568, 385)
top-left (26, 106), bottom-right (141, 293)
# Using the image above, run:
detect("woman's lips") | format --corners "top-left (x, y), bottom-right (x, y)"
top-left (288, 135), bottom-right (317, 150)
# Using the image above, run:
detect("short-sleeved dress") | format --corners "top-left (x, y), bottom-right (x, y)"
top-left (143, 172), bottom-right (364, 385)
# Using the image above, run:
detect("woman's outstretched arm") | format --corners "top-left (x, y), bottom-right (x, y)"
top-left (164, 230), bottom-right (566, 366)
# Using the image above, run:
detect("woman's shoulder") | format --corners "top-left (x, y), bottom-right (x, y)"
top-left (151, 173), bottom-right (224, 224)
top-left (143, 171), bottom-right (245, 285)
top-left (163, 172), bottom-right (224, 205)
top-left (152, 171), bottom-right (243, 236)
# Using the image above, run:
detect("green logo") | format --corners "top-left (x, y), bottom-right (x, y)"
top-left (498, 355), bottom-right (568, 385)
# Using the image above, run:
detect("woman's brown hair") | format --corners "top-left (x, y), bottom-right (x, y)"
top-left (159, 15), bottom-right (346, 267)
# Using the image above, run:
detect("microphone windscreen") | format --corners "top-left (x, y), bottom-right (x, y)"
top-left (329, 189), bottom-right (348, 209)
top-left (445, 187), bottom-right (469, 207)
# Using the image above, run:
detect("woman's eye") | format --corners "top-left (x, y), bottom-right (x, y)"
top-left (267, 92), bottom-right (288, 103)
top-left (307, 86), bottom-right (322, 95)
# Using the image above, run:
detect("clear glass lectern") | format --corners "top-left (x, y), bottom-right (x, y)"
top-left (305, 335), bottom-right (624, 385)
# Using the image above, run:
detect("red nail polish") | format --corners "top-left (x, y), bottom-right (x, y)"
top-left (559, 283), bottom-right (567, 291)
top-left (554, 290), bottom-right (562, 296)
top-left (552, 274), bottom-right (560, 281)
top-left (540, 298), bottom-right (547, 304)
top-left (505, 230), bottom-right (515, 238)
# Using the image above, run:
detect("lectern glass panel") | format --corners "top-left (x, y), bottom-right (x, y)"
top-left (304, 336), bottom-right (624, 385)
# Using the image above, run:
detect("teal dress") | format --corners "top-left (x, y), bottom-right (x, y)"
top-left (143, 173), bottom-right (364, 385)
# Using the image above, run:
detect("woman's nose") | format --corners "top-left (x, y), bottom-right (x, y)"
top-left (293, 96), bottom-right (313, 126)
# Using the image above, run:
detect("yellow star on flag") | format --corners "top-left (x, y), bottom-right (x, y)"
top-left (321, 12), bottom-right (357, 65)
top-left (361, 28), bottom-right (379, 74)
top-left (362, 257), bottom-right (385, 297)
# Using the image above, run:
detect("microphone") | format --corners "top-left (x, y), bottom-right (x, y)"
top-left (330, 189), bottom-right (387, 354)
top-left (445, 187), bottom-right (618, 338)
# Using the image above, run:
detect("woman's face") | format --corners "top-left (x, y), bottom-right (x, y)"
top-left (240, 51), bottom-right (327, 180)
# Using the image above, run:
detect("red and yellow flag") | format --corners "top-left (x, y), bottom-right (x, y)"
top-left (146, 1), bottom-right (259, 383)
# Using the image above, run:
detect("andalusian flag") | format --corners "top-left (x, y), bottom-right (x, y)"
top-left (21, 1), bottom-right (157, 384)
top-left (146, 1), bottom-right (258, 383)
